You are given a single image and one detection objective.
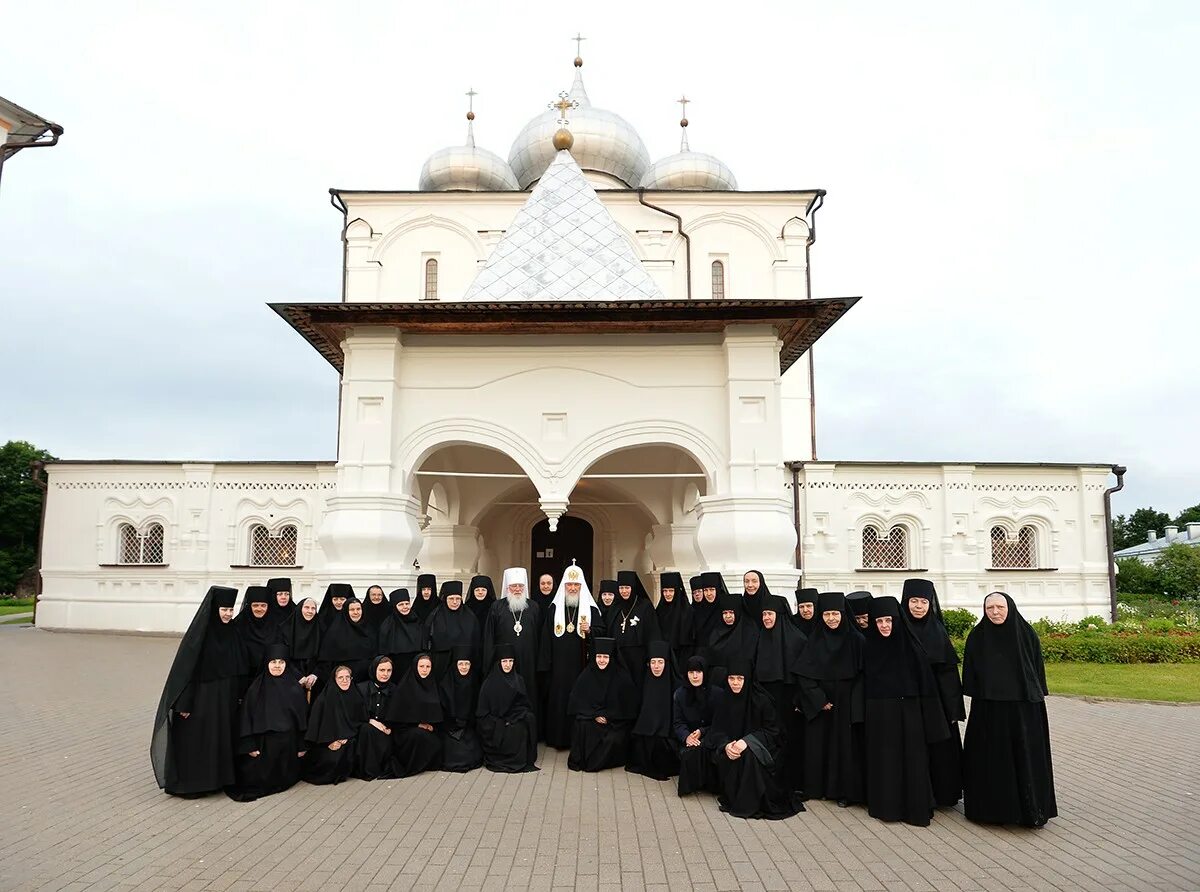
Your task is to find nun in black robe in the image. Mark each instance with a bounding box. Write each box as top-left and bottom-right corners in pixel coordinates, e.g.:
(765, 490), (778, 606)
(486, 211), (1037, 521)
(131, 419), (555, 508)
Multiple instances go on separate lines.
(282, 597), (321, 687)
(707, 657), (803, 820)
(476, 644), (539, 773)
(226, 644), (308, 802)
(317, 583), (354, 631)
(439, 645), (484, 772)
(962, 592), (1057, 828)
(688, 576), (712, 640)
(626, 641), (680, 781)
(303, 664), (366, 785)
(152, 585), (246, 797)
(317, 597), (376, 683)
(795, 592), (865, 806)
(542, 566), (604, 750)
(656, 571), (696, 672)
(755, 597), (806, 792)
(705, 592), (759, 683)
(233, 586), (273, 691)
(264, 577), (295, 641)
(739, 570), (777, 625)
(610, 571), (661, 693)
(846, 591), (873, 633)
(414, 573), (440, 623)
(901, 577), (965, 807)
(791, 587), (819, 637)
(353, 655), (396, 780)
(595, 579), (618, 626)
(378, 589), (427, 672)
(567, 637), (637, 772)
(385, 653), (444, 777)
(862, 597), (949, 826)
(361, 584), (391, 633)
(426, 581), (481, 678)
(694, 572), (726, 644)
(466, 574), (496, 628)
(673, 655), (715, 796)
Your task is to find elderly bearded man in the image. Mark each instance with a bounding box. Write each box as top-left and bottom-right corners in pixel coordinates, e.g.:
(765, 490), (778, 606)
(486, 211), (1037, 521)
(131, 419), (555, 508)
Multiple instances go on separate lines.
(482, 567), (546, 734)
(542, 561), (605, 749)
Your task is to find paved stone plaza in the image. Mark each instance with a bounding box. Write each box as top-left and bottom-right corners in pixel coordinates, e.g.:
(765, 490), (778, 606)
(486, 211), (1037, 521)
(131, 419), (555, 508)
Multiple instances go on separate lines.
(0, 628), (1196, 892)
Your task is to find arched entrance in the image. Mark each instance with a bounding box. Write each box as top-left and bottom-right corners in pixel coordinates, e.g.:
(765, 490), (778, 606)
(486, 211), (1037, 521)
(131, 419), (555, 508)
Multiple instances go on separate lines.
(530, 515), (594, 591)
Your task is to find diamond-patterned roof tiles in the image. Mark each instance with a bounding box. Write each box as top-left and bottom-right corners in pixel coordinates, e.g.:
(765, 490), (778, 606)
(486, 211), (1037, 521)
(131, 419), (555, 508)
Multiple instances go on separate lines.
(461, 150), (664, 302)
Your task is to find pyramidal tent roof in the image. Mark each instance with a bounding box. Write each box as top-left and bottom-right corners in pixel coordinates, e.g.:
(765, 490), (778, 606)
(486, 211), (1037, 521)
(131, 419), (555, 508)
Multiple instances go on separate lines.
(461, 149), (664, 302)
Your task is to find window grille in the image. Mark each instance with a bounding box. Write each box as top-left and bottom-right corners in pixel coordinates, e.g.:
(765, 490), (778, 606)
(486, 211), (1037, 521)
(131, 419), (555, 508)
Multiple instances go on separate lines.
(250, 524), (298, 567)
(117, 522), (165, 564)
(424, 258), (438, 300)
(991, 525), (1037, 569)
(711, 260), (725, 299)
(862, 524), (907, 569)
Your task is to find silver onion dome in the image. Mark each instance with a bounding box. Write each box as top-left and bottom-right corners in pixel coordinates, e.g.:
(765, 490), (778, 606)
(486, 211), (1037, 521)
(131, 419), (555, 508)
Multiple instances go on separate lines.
(418, 91), (520, 192)
(508, 62), (650, 189)
(640, 104), (737, 191)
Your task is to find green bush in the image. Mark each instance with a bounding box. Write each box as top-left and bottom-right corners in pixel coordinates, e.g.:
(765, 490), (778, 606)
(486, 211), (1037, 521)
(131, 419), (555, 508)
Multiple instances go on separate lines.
(1156, 543), (1200, 599)
(1039, 632), (1200, 664)
(941, 607), (976, 638)
(1078, 615), (1109, 631)
(1116, 557), (1162, 595)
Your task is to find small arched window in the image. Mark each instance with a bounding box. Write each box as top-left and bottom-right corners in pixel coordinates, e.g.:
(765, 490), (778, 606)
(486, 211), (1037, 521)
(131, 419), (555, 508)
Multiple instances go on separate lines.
(991, 525), (1037, 569)
(118, 522), (165, 564)
(711, 260), (725, 299)
(862, 524), (907, 569)
(250, 524), (298, 567)
(424, 258), (438, 300)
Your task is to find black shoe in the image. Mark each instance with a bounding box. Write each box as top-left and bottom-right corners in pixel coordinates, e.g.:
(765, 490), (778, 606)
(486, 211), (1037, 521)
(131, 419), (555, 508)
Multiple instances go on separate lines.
(836, 798), (850, 808)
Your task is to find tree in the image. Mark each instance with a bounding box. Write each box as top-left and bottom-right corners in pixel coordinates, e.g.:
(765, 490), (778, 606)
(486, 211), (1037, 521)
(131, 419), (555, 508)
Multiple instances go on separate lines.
(1115, 556), (1161, 596)
(1112, 507), (1173, 551)
(1155, 543), (1200, 599)
(0, 440), (56, 594)
(1174, 504), (1200, 527)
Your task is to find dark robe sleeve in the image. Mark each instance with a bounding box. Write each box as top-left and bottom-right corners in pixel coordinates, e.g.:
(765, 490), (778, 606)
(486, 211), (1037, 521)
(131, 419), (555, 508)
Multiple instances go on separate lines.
(672, 689), (691, 744)
(482, 607), (497, 671)
(538, 613), (553, 672)
(849, 674), (865, 725)
(934, 664), (967, 722)
(641, 605), (661, 642)
(175, 681), (196, 713)
(794, 676), (827, 720)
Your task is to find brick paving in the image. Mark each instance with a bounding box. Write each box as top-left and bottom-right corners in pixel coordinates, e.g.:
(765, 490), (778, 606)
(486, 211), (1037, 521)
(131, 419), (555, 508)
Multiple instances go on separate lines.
(0, 628), (1197, 892)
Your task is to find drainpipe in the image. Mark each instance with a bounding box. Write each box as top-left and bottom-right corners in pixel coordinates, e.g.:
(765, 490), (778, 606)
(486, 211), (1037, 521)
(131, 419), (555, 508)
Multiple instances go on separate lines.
(804, 192), (824, 460)
(788, 461), (803, 572)
(0, 123), (64, 194)
(30, 460), (49, 626)
(329, 189), (349, 303)
(1103, 464), (1127, 622)
(637, 189), (691, 300)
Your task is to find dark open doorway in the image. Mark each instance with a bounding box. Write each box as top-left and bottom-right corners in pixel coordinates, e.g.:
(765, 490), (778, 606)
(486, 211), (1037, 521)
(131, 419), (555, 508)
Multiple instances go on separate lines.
(530, 516), (594, 592)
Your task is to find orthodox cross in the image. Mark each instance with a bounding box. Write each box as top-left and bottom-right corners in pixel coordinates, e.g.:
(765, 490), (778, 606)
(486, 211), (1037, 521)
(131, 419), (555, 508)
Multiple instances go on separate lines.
(549, 91), (579, 127)
(573, 33), (586, 57)
(677, 95), (690, 119)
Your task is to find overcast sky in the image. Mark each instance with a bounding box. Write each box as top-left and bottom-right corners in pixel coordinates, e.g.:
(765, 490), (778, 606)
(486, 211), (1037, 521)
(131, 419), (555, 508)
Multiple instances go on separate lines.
(1, 1), (1196, 516)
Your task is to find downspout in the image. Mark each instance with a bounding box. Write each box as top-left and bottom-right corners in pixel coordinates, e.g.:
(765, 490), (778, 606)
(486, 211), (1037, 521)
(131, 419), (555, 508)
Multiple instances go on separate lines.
(0, 123), (64, 194)
(30, 460), (49, 626)
(328, 190), (349, 461)
(1103, 464), (1127, 622)
(638, 189), (691, 300)
(805, 192), (825, 460)
(789, 461), (802, 572)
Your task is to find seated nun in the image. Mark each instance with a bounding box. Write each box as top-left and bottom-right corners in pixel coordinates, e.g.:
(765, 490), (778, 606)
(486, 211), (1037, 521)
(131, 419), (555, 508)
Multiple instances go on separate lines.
(353, 655), (396, 780)
(475, 644), (539, 773)
(566, 637), (637, 772)
(625, 641), (680, 781)
(303, 664), (366, 785)
(439, 645), (484, 772)
(707, 657), (803, 820)
(962, 592), (1057, 828)
(673, 655), (715, 796)
(384, 653), (445, 777)
(226, 644), (308, 802)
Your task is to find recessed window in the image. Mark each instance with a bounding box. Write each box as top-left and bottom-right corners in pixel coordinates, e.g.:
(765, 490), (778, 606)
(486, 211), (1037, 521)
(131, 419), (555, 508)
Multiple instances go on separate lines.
(424, 258), (438, 300)
(117, 522), (165, 564)
(711, 260), (725, 299)
(249, 524), (298, 567)
(862, 524), (907, 569)
(991, 525), (1037, 569)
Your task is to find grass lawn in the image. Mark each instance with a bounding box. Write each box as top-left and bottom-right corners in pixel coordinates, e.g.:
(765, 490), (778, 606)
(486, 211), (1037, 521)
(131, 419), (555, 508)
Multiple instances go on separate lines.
(0, 603), (35, 617)
(1045, 662), (1200, 703)
(1, 616), (32, 625)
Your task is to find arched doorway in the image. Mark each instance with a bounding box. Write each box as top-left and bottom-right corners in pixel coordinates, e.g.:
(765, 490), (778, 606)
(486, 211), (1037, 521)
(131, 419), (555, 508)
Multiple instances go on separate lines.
(530, 516), (594, 591)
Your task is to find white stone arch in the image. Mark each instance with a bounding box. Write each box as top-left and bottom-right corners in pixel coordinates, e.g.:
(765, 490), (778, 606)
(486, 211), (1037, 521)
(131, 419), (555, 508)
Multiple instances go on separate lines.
(982, 515), (1054, 568)
(371, 213), (487, 263)
(556, 421), (725, 494)
(396, 418), (551, 494)
(671, 211), (786, 263)
(853, 512), (926, 569)
(345, 217), (374, 239)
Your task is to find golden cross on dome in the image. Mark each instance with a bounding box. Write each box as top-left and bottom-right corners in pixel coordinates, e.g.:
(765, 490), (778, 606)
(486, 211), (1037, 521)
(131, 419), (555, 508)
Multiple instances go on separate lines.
(548, 91), (579, 127)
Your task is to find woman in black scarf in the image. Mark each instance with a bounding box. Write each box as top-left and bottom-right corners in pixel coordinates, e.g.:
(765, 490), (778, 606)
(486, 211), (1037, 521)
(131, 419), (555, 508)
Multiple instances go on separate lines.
(694, 572), (724, 643)
(152, 585), (246, 797)
(466, 574), (496, 628)
(755, 600), (807, 793)
(846, 591), (873, 632)
(595, 579), (618, 624)
(378, 589), (427, 672)
(962, 592), (1057, 827)
(673, 655), (715, 796)
(414, 573), (440, 623)
(317, 583), (354, 631)
(791, 587), (819, 636)
(385, 653), (444, 776)
(475, 644), (539, 773)
(610, 570), (661, 692)
(317, 596), (376, 683)
(740, 570), (778, 625)
(705, 592), (759, 683)
(234, 586), (273, 691)
(282, 597), (321, 694)
(426, 580), (480, 678)
(795, 592), (865, 806)
(567, 637), (637, 772)
(264, 577), (295, 640)
(439, 645), (484, 772)
(901, 577), (965, 808)
(862, 597), (950, 826)
(656, 572), (695, 672)
(354, 655), (396, 780)
(626, 641), (680, 781)
(303, 664), (366, 785)
(226, 644), (308, 802)
(707, 657), (803, 820)
(361, 584), (391, 632)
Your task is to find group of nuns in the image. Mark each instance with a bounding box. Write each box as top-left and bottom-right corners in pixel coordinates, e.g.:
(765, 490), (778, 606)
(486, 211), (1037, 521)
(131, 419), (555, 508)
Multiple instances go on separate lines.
(151, 570), (1057, 829)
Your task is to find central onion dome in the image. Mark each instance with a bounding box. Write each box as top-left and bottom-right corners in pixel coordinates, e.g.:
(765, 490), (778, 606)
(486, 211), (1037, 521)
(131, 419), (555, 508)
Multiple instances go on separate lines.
(418, 92), (519, 192)
(641, 103), (737, 191)
(508, 56), (650, 189)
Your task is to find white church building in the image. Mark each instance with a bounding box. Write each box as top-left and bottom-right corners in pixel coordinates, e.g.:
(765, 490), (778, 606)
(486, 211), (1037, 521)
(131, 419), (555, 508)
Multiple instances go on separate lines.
(36, 52), (1122, 633)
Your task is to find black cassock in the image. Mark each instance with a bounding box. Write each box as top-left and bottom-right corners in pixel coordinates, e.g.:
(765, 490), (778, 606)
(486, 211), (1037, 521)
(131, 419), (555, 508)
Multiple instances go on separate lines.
(233, 587), (273, 693)
(962, 593), (1057, 827)
(542, 605), (604, 749)
(438, 647), (483, 772)
(706, 661), (803, 820)
(754, 598), (806, 793)
(377, 589), (428, 673)
(317, 598), (377, 684)
(226, 645), (308, 802)
(625, 642), (679, 781)
(152, 585), (247, 797)
(567, 641), (637, 772)
(482, 599), (544, 732)
(656, 572), (696, 673)
(672, 661), (715, 796)
(303, 671), (366, 785)
(609, 597), (661, 695)
(384, 656), (444, 777)
(704, 593), (760, 683)
(281, 598), (321, 679)
(476, 647), (539, 773)
(354, 657), (396, 780)
(425, 596), (481, 679)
